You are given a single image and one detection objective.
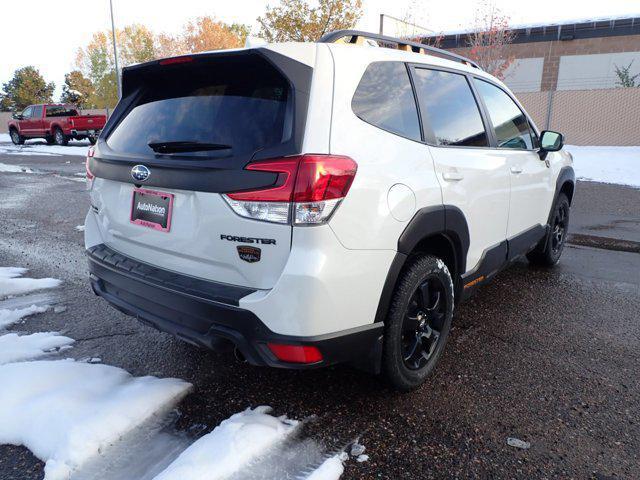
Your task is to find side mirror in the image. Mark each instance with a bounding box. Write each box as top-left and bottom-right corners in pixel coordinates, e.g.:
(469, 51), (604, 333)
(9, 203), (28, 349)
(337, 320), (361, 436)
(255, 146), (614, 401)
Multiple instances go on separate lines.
(539, 130), (563, 159)
(12, 113), (23, 120)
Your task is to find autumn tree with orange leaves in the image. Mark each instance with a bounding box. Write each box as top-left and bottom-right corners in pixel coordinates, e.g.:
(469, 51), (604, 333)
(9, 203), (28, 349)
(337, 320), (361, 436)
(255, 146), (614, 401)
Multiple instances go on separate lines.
(467, 1), (515, 79)
(257, 0), (362, 42)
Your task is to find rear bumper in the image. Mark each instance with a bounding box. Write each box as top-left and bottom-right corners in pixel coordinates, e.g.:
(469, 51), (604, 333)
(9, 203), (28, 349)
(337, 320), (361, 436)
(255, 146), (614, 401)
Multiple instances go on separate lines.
(87, 244), (383, 371)
(71, 129), (100, 137)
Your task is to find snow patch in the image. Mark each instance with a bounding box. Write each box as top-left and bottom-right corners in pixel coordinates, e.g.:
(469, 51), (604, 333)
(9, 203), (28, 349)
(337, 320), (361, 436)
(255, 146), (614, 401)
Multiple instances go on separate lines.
(0, 134), (90, 157)
(152, 406), (298, 480)
(304, 452), (347, 480)
(0, 332), (74, 364)
(75, 225), (85, 232)
(0, 162), (34, 173)
(0, 360), (192, 480)
(567, 145), (640, 188)
(0, 304), (48, 329)
(0, 267), (61, 299)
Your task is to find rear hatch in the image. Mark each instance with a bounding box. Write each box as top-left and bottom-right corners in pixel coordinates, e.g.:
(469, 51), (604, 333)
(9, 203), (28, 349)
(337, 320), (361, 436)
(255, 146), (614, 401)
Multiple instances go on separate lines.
(88, 48), (313, 289)
(70, 114), (106, 130)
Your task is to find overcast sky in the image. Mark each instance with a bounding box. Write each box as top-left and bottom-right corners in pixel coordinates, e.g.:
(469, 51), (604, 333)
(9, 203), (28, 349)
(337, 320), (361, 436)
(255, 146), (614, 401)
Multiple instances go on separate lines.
(2, 0), (638, 97)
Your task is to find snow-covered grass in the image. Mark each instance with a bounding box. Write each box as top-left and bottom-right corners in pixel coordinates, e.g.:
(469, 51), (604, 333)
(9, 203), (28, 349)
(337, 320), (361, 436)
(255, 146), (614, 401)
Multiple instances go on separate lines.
(566, 145), (640, 188)
(153, 406), (299, 480)
(0, 360), (192, 480)
(0, 267), (61, 299)
(0, 133), (90, 157)
(0, 332), (74, 364)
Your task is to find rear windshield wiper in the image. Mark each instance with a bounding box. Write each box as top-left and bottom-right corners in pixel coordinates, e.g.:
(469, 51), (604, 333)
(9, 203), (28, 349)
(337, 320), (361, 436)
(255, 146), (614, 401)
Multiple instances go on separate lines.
(148, 141), (232, 154)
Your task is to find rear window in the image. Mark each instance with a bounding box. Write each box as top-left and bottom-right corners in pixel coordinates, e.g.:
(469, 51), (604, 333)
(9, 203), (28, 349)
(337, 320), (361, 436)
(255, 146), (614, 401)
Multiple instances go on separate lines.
(351, 62), (421, 142)
(46, 106), (78, 117)
(107, 59), (292, 158)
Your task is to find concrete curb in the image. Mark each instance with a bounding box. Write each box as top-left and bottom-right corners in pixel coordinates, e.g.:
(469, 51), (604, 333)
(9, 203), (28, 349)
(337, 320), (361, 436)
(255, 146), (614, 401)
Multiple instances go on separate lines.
(567, 233), (640, 254)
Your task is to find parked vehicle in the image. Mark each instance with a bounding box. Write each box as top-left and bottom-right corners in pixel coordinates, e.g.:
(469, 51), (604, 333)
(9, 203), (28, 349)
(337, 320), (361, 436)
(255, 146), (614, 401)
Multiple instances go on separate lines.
(84, 31), (574, 390)
(8, 104), (106, 146)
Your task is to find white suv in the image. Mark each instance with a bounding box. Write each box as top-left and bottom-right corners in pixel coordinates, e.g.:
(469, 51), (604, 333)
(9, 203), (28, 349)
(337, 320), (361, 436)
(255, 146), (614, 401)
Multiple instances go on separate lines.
(85, 31), (574, 390)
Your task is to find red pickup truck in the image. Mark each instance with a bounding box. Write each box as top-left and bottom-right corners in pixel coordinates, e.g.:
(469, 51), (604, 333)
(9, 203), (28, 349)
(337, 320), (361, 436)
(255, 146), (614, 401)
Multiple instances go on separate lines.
(8, 104), (106, 146)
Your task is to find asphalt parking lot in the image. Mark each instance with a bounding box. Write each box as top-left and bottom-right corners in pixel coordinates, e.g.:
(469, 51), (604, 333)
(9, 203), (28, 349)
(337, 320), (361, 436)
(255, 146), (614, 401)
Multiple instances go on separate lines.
(0, 146), (639, 479)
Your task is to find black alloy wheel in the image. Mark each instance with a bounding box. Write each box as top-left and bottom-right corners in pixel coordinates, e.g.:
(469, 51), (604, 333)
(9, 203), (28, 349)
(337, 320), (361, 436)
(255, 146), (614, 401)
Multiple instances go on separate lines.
(551, 201), (568, 253)
(402, 277), (447, 370)
(382, 254), (454, 391)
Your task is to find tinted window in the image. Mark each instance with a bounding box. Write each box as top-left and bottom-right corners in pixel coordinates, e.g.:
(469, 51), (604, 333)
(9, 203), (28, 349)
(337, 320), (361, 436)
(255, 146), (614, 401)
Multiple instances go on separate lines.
(352, 62), (421, 141)
(413, 69), (488, 147)
(46, 106), (79, 117)
(474, 79), (534, 150)
(107, 59), (292, 158)
(31, 105), (43, 118)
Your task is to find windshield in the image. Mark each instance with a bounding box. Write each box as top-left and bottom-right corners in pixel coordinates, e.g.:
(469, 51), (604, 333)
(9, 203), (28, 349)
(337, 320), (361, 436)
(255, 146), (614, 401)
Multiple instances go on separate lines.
(107, 61), (292, 158)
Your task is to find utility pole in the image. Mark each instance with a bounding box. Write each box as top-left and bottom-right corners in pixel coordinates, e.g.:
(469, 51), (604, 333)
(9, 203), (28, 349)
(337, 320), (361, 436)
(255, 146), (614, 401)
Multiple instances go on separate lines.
(109, 0), (122, 99)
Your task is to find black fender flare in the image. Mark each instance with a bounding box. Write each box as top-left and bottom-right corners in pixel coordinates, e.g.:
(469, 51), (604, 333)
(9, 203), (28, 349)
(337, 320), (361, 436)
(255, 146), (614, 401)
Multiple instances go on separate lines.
(538, 165), (575, 251)
(553, 166), (575, 211)
(374, 205), (470, 323)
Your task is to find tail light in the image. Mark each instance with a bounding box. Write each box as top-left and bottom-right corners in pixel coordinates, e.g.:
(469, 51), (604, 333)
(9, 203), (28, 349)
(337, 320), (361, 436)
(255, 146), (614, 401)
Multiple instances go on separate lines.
(267, 343), (323, 364)
(223, 154), (357, 225)
(86, 147), (95, 188)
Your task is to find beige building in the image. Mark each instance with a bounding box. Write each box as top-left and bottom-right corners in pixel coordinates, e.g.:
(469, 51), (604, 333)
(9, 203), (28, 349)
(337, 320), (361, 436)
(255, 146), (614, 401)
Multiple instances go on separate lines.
(429, 16), (640, 92)
(422, 16), (640, 146)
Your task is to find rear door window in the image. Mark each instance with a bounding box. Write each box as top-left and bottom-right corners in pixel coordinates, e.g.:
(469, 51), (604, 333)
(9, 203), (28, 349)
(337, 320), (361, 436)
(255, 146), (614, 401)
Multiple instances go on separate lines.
(351, 62), (421, 141)
(107, 60), (293, 158)
(31, 105), (43, 118)
(473, 79), (535, 150)
(412, 68), (489, 147)
(46, 106), (79, 117)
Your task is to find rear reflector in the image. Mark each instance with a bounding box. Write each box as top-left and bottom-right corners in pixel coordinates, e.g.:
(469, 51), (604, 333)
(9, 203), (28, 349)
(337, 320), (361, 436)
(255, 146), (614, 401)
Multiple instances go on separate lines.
(223, 154), (357, 225)
(267, 343), (323, 364)
(159, 56), (194, 66)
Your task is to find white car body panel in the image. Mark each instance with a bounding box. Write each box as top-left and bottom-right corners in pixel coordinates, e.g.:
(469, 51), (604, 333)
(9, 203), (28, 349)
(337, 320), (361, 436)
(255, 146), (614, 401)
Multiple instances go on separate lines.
(240, 225), (395, 336)
(84, 39), (575, 342)
(428, 146), (510, 271)
(87, 179), (292, 290)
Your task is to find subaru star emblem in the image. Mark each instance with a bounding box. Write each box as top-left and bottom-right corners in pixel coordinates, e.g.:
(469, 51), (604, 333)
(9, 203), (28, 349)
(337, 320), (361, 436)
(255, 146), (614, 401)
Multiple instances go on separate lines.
(131, 165), (150, 182)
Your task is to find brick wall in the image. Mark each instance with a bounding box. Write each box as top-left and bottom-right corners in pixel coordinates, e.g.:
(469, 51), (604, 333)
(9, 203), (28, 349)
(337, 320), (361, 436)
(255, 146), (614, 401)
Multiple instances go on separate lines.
(450, 34), (640, 91)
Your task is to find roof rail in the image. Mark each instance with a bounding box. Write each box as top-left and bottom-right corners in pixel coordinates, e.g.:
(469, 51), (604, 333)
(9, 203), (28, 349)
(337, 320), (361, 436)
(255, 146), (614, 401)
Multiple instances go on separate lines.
(318, 30), (481, 69)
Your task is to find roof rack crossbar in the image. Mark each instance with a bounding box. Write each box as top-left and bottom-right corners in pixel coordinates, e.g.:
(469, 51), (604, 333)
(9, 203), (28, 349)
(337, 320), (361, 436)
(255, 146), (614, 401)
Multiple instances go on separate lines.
(318, 30), (481, 69)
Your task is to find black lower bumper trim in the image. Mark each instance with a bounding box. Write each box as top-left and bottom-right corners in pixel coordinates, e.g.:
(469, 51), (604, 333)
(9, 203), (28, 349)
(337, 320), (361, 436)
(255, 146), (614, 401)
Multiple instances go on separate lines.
(87, 244), (383, 372)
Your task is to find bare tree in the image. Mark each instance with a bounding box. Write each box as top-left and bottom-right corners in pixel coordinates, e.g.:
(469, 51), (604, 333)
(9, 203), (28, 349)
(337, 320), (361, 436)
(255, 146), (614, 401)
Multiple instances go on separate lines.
(467, 1), (515, 79)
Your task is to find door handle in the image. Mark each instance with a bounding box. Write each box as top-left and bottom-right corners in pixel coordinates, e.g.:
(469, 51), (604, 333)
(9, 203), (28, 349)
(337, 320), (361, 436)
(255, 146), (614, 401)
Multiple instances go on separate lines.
(510, 166), (523, 174)
(442, 172), (464, 181)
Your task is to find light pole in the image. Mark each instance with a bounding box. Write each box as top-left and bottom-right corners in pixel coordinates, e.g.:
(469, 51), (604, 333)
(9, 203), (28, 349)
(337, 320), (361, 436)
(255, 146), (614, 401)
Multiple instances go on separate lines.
(109, 0), (122, 99)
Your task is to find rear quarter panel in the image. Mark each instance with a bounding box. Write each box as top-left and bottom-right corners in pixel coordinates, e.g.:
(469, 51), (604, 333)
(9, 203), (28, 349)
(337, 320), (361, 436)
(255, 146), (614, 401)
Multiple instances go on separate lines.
(326, 45), (443, 251)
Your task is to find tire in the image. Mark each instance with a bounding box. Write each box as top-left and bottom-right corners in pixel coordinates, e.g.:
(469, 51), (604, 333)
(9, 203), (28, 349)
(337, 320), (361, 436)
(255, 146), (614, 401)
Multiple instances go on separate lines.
(53, 128), (68, 146)
(88, 136), (97, 145)
(382, 254), (455, 391)
(45, 135), (55, 145)
(9, 129), (24, 145)
(527, 193), (570, 267)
